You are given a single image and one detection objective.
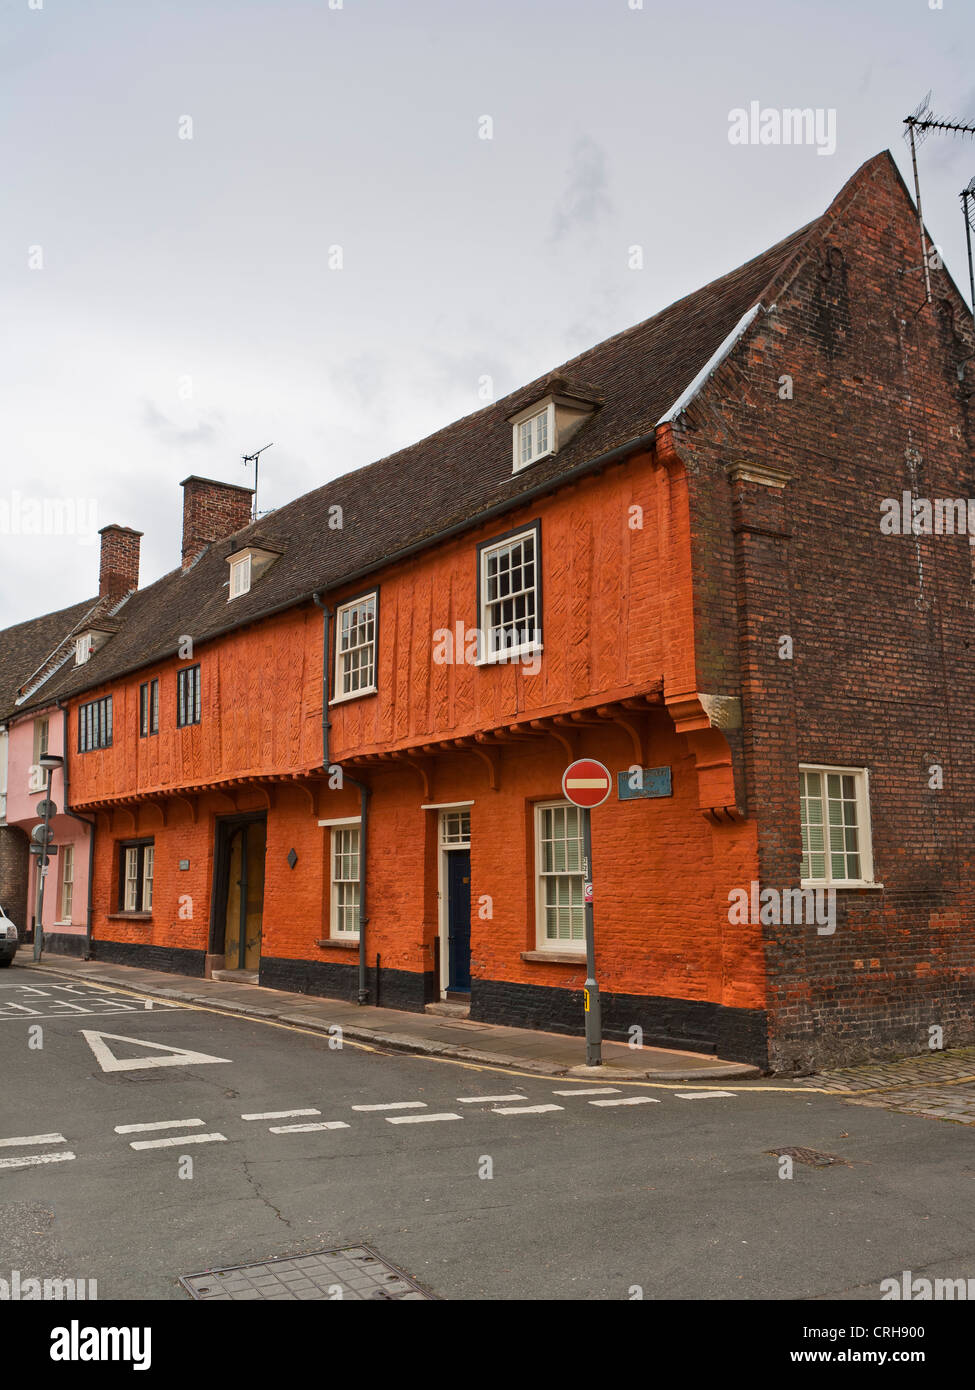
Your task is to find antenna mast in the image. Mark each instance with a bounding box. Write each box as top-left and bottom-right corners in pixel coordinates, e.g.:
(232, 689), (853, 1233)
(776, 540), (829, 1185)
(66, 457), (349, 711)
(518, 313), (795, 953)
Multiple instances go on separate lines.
(961, 177), (975, 316)
(903, 93), (975, 305)
(242, 442), (274, 522)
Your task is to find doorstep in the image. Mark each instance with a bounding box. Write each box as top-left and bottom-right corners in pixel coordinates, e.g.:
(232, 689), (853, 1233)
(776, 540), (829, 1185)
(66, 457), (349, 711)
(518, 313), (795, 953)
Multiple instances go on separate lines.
(15, 956), (761, 1081)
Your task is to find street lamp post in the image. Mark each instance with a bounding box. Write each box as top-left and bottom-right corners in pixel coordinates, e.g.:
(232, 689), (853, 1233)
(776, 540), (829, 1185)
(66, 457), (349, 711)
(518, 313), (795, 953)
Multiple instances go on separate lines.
(33, 753), (63, 963)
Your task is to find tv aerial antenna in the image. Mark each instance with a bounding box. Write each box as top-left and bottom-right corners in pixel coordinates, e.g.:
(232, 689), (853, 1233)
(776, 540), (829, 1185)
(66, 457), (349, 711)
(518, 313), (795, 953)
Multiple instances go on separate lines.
(242, 442), (273, 521)
(903, 92), (975, 304)
(961, 177), (975, 315)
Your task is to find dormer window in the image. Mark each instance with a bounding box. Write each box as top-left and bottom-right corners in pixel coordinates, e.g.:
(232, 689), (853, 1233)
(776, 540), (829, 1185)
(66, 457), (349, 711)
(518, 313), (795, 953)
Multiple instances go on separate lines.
(73, 624), (116, 664)
(225, 542), (282, 601)
(512, 403), (555, 472)
(507, 381), (600, 476)
(230, 553), (252, 599)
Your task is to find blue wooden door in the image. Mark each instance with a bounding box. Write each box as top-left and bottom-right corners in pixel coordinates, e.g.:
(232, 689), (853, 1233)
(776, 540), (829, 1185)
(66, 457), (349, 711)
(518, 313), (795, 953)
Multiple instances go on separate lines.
(447, 850), (471, 991)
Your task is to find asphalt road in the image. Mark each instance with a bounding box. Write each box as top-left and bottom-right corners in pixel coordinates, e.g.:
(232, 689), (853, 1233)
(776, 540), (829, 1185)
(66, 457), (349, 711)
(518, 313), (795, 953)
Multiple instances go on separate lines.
(1, 963), (974, 1301)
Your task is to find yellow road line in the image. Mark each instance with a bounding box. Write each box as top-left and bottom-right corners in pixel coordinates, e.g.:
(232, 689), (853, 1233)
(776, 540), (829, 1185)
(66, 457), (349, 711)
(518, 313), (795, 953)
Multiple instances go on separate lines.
(26, 964), (900, 1094)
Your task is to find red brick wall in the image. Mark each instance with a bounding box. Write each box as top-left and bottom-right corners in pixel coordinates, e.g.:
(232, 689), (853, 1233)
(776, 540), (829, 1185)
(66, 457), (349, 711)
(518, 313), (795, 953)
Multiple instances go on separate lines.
(0, 825), (30, 931)
(180, 477), (253, 569)
(681, 151), (975, 1068)
(98, 525), (142, 600)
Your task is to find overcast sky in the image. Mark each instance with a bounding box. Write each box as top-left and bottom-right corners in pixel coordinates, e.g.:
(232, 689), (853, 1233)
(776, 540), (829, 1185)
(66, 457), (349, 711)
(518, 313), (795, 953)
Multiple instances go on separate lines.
(2, 0), (974, 628)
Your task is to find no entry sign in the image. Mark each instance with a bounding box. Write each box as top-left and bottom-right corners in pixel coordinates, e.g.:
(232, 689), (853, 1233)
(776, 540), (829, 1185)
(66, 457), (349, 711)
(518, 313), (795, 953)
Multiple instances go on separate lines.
(562, 758), (613, 809)
(561, 758), (607, 1065)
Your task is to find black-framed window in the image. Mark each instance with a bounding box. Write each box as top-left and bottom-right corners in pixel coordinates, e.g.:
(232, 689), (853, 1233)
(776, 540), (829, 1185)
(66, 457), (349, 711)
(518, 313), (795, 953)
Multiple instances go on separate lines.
(177, 665), (201, 727)
(118, 838), (154, 913)
(476, 518), (542, 661)
(139, 679), (159, 737)
(78, 696), (113, 752)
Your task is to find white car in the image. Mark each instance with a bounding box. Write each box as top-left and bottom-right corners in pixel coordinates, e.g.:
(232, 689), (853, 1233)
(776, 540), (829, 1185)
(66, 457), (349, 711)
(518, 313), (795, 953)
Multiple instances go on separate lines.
(0, 904), (19, 966)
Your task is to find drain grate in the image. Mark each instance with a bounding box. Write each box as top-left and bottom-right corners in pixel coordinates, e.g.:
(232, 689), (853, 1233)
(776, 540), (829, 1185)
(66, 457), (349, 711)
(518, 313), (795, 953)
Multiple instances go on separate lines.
(765, 1146), (850, 1168)
(180, 1245), (433, 1300)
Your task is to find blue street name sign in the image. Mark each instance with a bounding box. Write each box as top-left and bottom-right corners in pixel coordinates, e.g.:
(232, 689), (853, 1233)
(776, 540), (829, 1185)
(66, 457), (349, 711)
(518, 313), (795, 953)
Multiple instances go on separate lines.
(617, 766), (672, 801)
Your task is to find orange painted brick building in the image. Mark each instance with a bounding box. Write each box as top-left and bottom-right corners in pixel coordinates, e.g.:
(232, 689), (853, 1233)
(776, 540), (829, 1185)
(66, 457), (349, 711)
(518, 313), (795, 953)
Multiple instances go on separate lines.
(17, 152), (975, 1071)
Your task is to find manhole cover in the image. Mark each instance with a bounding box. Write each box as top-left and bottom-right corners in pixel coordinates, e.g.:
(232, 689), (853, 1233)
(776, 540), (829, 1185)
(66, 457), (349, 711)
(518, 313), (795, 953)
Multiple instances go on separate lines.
(765, 1146), (850, 1168)
(179, 1245), (433, 1300)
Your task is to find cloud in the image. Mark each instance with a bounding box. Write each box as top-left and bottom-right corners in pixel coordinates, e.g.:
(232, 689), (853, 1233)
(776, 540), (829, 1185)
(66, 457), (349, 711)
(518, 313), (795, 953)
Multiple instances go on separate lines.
(141, 403), (222, 447)
(550, 136), (613, 243)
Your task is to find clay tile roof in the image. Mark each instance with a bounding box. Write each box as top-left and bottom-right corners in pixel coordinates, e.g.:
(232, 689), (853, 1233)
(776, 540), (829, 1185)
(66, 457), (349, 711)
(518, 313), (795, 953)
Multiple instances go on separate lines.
(18, 188), (834, 708)
(0, 598), (100, 720)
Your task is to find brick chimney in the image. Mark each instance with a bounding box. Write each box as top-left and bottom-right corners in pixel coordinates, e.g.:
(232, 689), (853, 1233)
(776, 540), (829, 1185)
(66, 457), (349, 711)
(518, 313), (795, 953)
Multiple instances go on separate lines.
(180, 476), (254, 570)
(98, 524), (143, 600)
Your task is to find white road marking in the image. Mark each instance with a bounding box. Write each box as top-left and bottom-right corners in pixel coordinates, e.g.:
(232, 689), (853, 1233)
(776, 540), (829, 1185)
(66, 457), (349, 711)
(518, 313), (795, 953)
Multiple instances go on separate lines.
(553, 1087), (621, 1096)
(675, 1090), (737, 1100)
(129, 1133), (227, 1150)
(385, 1112), (462, 1125)
(0, 1133), (67, 1148)
(0, 984), (179, 1023)
(456, 1095), (528, 1104)
(588, 1097), (661, 1107)
(114, 1119), (205, 1134)
(0, 1151), (76, 1171)
(492, 1104), (564, 1115)
(81, 1030), (232, 1073)
(352, 1101), (427, 1112)
(0, 1005), (161, 1023)
(241, 1109), (321, 1121)
(269, 1122), (350, 1133)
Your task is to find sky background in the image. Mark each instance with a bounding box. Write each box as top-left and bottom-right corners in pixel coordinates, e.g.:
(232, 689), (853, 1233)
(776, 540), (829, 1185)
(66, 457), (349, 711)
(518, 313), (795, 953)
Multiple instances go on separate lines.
(2, 0), (974, 627)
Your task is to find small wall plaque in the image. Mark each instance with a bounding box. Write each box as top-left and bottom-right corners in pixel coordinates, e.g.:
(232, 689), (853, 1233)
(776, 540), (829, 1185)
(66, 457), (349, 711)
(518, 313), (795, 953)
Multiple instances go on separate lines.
(617, 766), (672, 801)
(179, 859), (190, 871)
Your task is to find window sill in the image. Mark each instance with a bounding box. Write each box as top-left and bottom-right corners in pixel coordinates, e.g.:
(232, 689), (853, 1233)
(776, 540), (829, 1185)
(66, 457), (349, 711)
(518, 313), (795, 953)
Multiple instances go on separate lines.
(315, 937), (360, 950)
(475, 643), (543, 668)
(521, 950), (586, 965)
(329, 687), (377, 706)
(800, 882), (884, 891)
(512, 449), (556, 475)
(107, 912), (153, 922)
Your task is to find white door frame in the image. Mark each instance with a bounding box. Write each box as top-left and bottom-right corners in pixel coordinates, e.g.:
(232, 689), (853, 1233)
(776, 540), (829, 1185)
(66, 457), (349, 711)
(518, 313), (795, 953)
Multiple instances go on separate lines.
(431, 804), (472, 997)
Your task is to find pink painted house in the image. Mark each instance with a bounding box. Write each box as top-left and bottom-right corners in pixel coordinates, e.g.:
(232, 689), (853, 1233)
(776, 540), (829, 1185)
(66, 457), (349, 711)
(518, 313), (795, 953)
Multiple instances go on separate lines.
(0, 523), (142, 953)
(5, 705), (93, 949)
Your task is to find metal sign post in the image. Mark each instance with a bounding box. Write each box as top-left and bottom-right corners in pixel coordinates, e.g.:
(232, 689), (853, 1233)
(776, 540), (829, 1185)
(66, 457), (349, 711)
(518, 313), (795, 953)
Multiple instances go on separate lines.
(31, 758), (62, 962)
(581, 806), (601, 1067)
(562, 757), (612, 1068)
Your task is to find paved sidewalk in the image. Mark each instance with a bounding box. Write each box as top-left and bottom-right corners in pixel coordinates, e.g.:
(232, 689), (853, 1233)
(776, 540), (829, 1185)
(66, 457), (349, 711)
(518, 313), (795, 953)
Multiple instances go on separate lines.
(793, 1045), (975, 1124)
(16, 955), (759, 1081)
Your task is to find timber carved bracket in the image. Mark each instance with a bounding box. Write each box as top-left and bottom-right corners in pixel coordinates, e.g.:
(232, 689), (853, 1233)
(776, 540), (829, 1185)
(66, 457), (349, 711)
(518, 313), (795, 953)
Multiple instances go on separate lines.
(665, 688), (747, 822)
